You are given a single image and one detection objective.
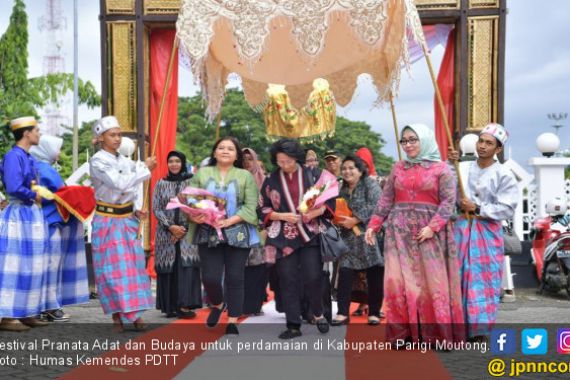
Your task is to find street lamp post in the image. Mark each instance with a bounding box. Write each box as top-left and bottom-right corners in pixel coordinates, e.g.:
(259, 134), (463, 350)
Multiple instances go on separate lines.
(547, 112), (568, 136)
(72, 0), (79, 171)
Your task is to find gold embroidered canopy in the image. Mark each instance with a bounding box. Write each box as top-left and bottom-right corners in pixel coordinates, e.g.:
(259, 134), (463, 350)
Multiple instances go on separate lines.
(176, 0), (425, 120)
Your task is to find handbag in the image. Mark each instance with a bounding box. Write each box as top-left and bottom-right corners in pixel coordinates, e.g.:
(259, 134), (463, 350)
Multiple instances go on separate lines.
(222, 222), (251, 249)
(320, 224), (350, 262)
(503, 225), (522, 256)
(194, 222), (258, 249)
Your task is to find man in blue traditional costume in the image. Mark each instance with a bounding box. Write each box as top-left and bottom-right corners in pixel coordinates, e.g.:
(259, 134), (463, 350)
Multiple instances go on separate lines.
(0, 116), (50, 332)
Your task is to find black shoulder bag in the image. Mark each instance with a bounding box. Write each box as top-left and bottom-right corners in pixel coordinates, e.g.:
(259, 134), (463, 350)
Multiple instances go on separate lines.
(304, 168), (349, 262)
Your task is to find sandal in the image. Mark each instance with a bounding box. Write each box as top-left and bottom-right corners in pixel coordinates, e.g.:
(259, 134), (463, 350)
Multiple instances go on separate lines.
(112, 313), (124, 333)
(133, 317), (147, 331)
(368, 316), (381, 326)
(351, 306), (368, 316)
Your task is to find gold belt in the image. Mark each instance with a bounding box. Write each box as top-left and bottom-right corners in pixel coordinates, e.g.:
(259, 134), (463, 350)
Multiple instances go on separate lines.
(95, 201), (134, 217)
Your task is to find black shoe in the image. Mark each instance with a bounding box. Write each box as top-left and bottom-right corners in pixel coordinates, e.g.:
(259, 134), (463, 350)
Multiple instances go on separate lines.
(367, 316), (381, 326)
(225, 323), (239, 335)
(330, 317), (350, 326)
(177, 309), (197, 319)
(165, 312), (177, 318)
(43, 309), (70, 322)
(279, 329), (302, 340)
(206, 303), (226, 327)
(316, 317), (329, 334)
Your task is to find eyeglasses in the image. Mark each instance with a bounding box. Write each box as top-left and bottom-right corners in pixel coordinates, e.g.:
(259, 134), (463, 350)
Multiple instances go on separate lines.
(399, 138), (419, 146)
(306, 158), (318, 163)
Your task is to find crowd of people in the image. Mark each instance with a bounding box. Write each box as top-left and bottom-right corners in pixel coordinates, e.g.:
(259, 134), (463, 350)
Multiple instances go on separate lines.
(0, 115), (519, 345)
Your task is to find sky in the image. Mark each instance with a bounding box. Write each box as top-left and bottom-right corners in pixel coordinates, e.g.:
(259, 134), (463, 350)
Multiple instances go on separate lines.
(0, 0), (569, 169)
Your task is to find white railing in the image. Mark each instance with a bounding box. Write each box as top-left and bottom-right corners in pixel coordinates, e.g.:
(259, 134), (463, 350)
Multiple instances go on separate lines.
(518, 179), (570, 240)
(518, 182), (537, 240)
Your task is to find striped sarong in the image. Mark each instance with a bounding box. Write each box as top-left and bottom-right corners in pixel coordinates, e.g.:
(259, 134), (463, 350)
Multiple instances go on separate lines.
(0, 202), (48, 318)
(91, 213), (152, 322)
(46, 219), (89, 309)
(454, 216), (504, 337)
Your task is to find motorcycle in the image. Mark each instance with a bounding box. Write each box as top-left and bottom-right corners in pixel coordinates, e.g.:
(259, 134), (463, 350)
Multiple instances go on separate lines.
(530, 197), (570, 297)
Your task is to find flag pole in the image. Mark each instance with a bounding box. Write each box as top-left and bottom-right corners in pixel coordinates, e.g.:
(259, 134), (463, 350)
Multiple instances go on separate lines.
(137, 37), (180, 239)
(389, 93), (403, 161)
(420, 39), (467, 199)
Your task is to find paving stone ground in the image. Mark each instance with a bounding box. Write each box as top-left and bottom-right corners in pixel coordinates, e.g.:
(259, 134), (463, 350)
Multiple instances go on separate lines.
(1, 286), (568, 379)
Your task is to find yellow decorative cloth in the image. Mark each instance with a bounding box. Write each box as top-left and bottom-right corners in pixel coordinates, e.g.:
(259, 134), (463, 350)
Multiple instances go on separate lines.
(264, 79), (336, 142)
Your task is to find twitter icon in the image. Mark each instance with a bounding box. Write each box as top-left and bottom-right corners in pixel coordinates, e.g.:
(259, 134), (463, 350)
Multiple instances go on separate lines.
(522, 329), (548, 355)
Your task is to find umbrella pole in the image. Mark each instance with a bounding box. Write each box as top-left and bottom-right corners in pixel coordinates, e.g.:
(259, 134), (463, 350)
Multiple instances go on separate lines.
(137, 37), (180, 239)
(215, 110), (222, 141)
(389, 93), (403, 161)
(420, 40), (467, 200)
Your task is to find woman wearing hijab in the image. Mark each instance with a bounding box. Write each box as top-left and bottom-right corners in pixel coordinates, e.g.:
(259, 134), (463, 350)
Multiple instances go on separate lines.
(305, 150), (319, 169)
(152, 151), (201, 319)
(364, 124), (464, 344)
(30, 135), (89, 322)
(242, 148), (268, 315)
(30, 135), (90, 322)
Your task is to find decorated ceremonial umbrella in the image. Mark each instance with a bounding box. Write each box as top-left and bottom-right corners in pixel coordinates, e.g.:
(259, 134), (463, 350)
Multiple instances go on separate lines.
(141, 0), (467, 276)
(176, 0), (424, 121)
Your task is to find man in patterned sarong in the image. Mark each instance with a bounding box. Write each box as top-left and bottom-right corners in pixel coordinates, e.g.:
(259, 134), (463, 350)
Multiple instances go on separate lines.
(453, 123), (518, 341)
(89, 115), (156, 331)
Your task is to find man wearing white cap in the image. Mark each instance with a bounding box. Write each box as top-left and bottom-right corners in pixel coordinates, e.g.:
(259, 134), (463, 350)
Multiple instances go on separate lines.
(89, 115), (157, 331)
(0, 116), (50, 331)
(453, 123), (518, 342)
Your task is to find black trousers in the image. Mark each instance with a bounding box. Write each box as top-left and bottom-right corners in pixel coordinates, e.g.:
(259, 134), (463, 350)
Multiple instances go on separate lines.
(276, 245), (323, 329)
(337, 265), (384, 317)
(198, 244), (249, 318)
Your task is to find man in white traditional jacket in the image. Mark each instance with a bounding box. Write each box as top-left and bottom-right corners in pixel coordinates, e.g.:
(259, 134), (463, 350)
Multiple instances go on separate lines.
(452, 123), (519, 342)
(89, 115), (156, 332)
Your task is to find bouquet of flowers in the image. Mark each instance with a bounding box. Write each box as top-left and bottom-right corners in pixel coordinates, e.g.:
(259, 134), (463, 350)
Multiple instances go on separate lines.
(299, 170), (339, 214)
(333, 197), (361, 236)
(166, 187), (226, 238)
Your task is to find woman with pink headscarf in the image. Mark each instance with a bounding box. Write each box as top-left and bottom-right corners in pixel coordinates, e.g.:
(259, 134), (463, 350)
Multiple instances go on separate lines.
(242, 148), (268, 315)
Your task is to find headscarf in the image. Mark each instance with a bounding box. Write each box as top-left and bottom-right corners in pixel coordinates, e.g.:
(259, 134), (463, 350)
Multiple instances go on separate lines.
(401, 124), (441, 164)
(242, 147), (265, 189)
(306, 149), (317, 161)
(355, 147), (377, 176)
(164, 151), (192, 182)
(30, 135), (63, 164)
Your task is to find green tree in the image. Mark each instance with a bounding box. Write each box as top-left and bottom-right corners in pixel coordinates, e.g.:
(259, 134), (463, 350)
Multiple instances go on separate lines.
(0, 0), (101, 157)
(58, 120), (97, 180)
(0, 0), (35, 127)
(303, 118), (394, 175)
(177, 89), (393, 174)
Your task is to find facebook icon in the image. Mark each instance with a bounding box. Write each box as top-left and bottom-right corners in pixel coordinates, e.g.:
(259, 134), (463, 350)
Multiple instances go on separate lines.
(491, 329), (516, 355)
